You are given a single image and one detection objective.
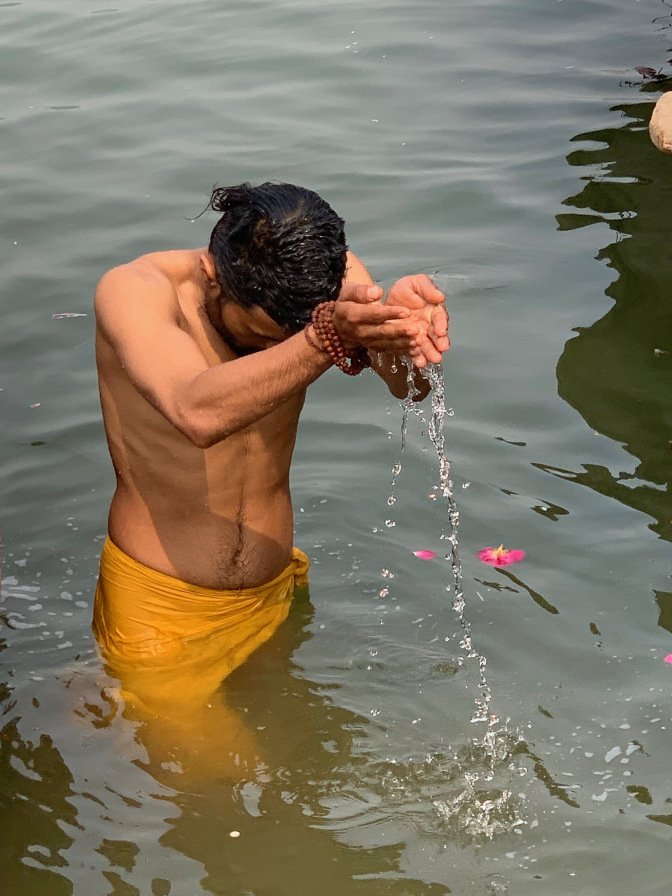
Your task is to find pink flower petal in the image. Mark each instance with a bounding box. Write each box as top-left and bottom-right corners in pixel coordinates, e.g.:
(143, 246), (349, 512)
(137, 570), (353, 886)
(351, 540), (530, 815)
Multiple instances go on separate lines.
(477, 545), (525, 567)
(506, 550), (526, 563)
(477, 548), (500, 566)
(413, 550), (436, 560)
(665, 654), (672, 664)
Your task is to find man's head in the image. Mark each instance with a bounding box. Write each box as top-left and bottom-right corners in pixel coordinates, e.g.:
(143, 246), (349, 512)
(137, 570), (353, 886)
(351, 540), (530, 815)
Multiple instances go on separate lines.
(207, 182), (348, 334)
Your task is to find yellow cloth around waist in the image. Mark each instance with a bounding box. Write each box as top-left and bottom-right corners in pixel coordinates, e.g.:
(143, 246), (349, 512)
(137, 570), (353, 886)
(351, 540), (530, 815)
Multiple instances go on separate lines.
(93, 536), (309, 712)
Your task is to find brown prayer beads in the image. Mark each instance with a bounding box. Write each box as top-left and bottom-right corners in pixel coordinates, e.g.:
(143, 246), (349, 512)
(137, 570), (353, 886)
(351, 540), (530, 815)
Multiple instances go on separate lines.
(307, 301), (369, 376)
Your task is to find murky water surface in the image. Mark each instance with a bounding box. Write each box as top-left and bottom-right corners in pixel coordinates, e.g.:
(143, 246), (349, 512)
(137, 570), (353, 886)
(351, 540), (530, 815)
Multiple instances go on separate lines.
(1, 1), (671, 893)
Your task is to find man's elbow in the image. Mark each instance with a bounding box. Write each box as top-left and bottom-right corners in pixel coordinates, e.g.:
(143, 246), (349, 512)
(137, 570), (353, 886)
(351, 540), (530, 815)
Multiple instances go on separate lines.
(174, 408), (229, 449)
(186, 427), (222, 450)
(411, 380), (431, 402)
(388, 379), (431, 402)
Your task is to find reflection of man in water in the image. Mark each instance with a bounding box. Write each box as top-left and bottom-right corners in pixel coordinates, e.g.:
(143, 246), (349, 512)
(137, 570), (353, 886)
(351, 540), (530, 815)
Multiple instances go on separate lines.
(92, 182), (450, 716)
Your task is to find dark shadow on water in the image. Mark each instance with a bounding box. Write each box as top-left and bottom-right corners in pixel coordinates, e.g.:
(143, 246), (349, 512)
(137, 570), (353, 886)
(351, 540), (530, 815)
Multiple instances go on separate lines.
(555, 74), (672, 543)
(0, 636), (79, 896)
(654, 589), (672, 634)
(475, 571), (559, 615)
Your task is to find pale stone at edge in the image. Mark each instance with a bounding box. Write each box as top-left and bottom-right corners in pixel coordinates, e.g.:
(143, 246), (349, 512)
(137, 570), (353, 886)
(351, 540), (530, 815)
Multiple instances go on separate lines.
(649, 92), (672, 153)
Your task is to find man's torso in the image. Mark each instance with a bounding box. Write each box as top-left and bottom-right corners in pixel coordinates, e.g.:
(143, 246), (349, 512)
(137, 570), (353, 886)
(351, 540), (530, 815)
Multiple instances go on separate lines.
(96, 250), (306, 590)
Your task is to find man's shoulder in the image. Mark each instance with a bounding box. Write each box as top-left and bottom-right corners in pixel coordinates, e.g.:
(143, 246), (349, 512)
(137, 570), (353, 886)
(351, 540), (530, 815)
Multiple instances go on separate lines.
(95, 253), (188, 322)
(96, 252), (177, 296)
(94, 253), (189, 340)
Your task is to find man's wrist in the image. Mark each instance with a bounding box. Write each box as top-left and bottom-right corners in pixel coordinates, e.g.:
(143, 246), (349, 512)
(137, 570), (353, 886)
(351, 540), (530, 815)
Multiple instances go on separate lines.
(310, 302), (369, 376)
(304, 323), (330, 358)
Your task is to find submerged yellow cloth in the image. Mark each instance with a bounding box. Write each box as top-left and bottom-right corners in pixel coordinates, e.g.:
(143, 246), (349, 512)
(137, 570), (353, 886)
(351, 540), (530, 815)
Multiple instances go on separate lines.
(93, 536), (309, 713)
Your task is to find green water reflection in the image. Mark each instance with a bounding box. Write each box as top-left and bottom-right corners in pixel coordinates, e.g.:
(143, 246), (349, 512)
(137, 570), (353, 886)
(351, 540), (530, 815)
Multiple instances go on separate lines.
(555, 80), (672, 546)
(0, 641), (77, 896)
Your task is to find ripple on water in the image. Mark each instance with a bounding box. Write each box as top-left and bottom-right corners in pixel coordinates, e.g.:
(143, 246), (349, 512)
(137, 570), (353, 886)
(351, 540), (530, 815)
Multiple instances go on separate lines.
(332, 728), (528, 843)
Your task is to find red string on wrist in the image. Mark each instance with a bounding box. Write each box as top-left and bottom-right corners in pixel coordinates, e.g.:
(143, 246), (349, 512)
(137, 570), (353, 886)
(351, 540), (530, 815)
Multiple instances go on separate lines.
(303, 323), (329, 356)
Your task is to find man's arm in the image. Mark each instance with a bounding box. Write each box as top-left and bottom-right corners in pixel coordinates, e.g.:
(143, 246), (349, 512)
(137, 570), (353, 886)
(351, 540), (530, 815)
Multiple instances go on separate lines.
(341, 253), (450, 400)
(95, 264), (420, 448)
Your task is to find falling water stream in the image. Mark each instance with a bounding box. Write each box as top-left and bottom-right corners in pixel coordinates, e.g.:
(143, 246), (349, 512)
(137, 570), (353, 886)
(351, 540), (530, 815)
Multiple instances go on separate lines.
(378, 359), (527, 839)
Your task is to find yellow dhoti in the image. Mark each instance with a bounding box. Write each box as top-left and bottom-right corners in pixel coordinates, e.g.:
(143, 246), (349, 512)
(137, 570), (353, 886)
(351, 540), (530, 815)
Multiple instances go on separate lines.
(93, 536), (310, 716)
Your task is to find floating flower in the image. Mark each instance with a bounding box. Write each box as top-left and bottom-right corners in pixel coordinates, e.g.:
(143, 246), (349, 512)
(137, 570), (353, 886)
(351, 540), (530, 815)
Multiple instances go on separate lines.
(665, 654), (672, 664)
(413, 550), (436, 560)
(477, 545), (525, 567)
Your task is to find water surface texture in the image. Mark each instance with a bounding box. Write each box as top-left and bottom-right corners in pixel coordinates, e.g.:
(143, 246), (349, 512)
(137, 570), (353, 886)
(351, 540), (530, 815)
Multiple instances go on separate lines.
(1, 1), (671, 894)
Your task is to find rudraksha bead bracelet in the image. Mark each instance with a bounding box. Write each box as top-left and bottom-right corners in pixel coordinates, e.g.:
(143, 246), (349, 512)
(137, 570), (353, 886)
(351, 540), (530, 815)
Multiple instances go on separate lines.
(305, 301), (369, 376)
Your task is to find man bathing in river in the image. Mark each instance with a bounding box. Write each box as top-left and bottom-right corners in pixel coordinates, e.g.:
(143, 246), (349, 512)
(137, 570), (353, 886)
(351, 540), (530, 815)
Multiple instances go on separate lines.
(92, 182), (450, 714)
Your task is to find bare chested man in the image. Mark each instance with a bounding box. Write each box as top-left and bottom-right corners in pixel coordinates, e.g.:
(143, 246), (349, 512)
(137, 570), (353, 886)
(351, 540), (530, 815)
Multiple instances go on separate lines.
(92, 182), (449, 714)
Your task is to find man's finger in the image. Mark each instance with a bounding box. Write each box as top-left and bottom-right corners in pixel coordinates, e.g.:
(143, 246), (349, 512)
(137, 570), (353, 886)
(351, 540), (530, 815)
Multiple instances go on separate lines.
(339, 303), (412, 332)
(430, 305), (449, 338)
(362, 320), (421, 342)
(339, 283), (384, 304)
(412, 276), (446, 305)
(412, 332), (445, 365)
(407, 346), (430, 368)
(360, 320), (423, 350)
(427, 310), (450, 355)
(385, 275), (446, 309)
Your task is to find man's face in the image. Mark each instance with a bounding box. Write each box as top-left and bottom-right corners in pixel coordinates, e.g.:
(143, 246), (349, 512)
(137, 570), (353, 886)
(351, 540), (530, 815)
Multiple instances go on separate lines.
(216, 301), (292, 357)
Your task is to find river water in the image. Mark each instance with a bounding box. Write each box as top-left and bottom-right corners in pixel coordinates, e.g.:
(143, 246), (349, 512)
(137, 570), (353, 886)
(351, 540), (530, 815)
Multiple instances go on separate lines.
(1, 0), (671, 893)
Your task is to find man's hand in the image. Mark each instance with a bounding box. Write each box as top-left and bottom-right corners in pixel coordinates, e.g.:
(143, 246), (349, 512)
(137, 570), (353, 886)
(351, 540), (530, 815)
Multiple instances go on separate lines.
(332, 282), (425, 357)
(383, 275), (450, 367)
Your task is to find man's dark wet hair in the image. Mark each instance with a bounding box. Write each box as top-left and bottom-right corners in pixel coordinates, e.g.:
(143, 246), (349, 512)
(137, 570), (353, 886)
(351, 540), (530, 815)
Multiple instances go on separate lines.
(208, 182), (348, 332)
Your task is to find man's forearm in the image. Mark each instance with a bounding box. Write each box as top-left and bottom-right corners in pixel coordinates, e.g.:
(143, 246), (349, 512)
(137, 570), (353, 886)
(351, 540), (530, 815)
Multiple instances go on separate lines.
(176, 332), (331, 447)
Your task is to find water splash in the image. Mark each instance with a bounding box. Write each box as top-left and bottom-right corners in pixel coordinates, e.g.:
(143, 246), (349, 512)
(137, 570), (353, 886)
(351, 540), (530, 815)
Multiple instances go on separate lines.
(356, 732), (526, 842)
(382, 360), (424, 529)
(412, 362), (494, 726)
(394, 359), (525, 838)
